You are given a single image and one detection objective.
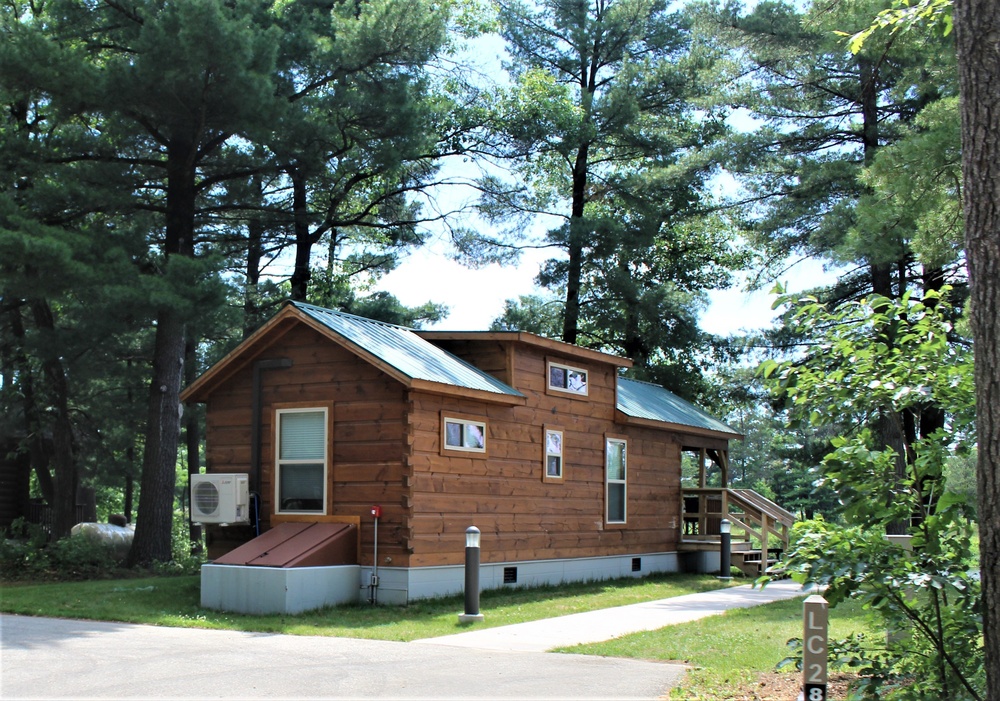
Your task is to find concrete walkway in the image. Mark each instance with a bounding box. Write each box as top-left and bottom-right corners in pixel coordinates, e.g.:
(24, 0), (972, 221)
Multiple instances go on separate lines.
(414, 579), (808, 653)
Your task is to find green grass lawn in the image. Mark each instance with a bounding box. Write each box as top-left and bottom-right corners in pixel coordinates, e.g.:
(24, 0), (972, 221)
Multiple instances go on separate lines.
(2, 572), (876, 698)
(0, 571), (742, 642)
(559, 595), (876, 699)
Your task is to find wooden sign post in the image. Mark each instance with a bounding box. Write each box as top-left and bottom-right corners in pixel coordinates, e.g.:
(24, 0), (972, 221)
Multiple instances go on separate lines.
(802, 595), (829, 701)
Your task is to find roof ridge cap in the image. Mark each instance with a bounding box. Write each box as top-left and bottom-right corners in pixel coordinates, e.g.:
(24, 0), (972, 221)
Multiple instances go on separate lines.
(291, 301), (414, 332)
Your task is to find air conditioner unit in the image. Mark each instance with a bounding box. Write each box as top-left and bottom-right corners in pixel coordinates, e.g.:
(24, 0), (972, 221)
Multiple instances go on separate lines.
(191, 473), (250, 525)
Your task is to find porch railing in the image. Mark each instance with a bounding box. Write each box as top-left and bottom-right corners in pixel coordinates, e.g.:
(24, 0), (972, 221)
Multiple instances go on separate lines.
(680, 487), (797, 573)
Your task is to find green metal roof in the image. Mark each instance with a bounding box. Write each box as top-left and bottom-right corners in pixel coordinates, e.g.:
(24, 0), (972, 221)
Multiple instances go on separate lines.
(616, 377), (740, 437)
(292, 302), (523, 398)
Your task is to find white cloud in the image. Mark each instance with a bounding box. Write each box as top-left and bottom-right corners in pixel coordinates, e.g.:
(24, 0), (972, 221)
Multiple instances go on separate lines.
(378, 248), (841, 335)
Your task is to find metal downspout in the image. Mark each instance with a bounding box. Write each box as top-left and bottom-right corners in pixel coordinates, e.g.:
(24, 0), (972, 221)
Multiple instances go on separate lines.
(251, 358), (292, 531)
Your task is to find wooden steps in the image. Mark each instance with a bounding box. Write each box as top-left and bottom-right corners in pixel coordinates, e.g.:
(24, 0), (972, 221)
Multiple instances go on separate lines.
(733, 549), (784, 578)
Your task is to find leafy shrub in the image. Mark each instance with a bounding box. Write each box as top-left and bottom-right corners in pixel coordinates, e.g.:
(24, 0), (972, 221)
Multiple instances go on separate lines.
(148, 509), (206, 576)
(761, 289), (983, 700)
(1, 518), (125, 581)
(0, 508), (208, 581)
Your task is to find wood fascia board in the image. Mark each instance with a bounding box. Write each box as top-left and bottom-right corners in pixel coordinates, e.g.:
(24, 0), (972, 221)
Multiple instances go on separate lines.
(417, 330), (633, 369)
(408, 379), (526, 406)
(180, 311), (299, 403)
(614, 410), (744, 443)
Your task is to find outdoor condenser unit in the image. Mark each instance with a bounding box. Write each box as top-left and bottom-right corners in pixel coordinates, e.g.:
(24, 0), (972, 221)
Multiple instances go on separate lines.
(190, 473), (250, 525)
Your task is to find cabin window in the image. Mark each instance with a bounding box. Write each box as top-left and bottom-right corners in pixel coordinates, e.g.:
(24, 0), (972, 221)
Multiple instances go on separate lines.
(275, 407), (328, 514)
(442, 416), (487, 453)
(543, 426), (564, 482)
(547, 360), (589, 396)
(605, 436), (627, 524)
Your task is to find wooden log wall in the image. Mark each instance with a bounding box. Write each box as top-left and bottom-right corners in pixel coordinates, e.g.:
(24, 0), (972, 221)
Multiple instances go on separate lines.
(200, 324), (687, 569)
(202, 324), (409, 564)
(406, 342), (683, 567)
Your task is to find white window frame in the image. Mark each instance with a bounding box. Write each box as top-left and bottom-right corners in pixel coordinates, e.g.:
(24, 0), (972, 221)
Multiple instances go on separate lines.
(543, 426), (564, 482)
(547, 360), (589, 396)
(442, 415), (487, 454)
(274, 406), (329, 515)
(605, 436), (627, 524)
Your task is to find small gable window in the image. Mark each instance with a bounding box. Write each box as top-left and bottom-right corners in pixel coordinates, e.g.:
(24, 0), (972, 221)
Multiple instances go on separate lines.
(548, 361), (589, 396)
(442, 415), (487, 454)
(543, 426), (564, 482)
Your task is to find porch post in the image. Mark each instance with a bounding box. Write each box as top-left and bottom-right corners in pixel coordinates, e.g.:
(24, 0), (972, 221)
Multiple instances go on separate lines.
(760, 513), (770, 577)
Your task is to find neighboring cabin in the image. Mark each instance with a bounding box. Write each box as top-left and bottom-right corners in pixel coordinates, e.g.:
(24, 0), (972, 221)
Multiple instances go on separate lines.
(181, 301), (744, 605)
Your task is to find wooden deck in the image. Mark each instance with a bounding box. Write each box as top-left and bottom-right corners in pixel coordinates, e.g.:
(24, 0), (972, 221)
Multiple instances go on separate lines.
(678, 488), (797, 576)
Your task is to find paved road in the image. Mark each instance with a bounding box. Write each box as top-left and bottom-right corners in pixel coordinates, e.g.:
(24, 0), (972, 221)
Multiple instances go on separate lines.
(1, 614), (687, 700)
(1, 581), (807, 700)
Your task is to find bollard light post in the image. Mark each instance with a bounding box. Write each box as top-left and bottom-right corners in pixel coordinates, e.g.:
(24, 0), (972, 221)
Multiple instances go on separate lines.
(718, 518), (732, 580)
(459, 526), (484, 623)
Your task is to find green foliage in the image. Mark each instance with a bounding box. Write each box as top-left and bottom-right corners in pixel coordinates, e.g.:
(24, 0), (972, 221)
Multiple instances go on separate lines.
(0, 510), (205, 582)
(760, 287), (974, 433)
(1, 519), (123, 582)
(1, 0), (458, 559)
(466, 0), (738, 382)
(944, 450), (978, 518)
(715, 362), (842, 519)
(695, 0), (960, 297)
(761, 288), (982, 700)
(151, 511), (206, 577)
(843, 0), (954, 53)
(781, 519), (982, 700)
(491, 293), (565, 336)
(856, 97), (963, 269)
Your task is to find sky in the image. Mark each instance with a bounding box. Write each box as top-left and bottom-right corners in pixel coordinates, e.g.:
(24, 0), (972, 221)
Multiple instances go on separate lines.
(375, 242), (839, 336)
(369, 32), (842, 337)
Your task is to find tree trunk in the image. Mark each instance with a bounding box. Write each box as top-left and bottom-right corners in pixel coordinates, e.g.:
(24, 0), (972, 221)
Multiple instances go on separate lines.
(954, 0), (1000, 696)
(861, 54), (913, 534)
(562, 143), (589, 345)
(244, 174), (265, 338)
(289, 167), (314, 302)
(29, 300), (78, 540)
(127, 139), (197, 567)
(124, 472), (134, 523)
(184, 337), (203, 554)
(7, 303), (56, 505)
(128, 310), (186, 565)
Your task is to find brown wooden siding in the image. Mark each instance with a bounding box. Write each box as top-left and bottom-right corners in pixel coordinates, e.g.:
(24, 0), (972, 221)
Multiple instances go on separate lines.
(201, 324), (409, 565)
(426, 339), (513, 385)
(406, 343), (682, 567)
(197, 322), (692, 570)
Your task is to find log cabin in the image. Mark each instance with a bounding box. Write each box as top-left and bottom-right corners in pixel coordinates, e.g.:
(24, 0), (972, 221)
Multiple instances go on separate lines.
(182, 301), (792, 611)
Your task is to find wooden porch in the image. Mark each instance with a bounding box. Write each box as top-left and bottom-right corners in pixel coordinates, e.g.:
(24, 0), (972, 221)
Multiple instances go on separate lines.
(677, 447), (797, 577)
(679, 487), (797, 576)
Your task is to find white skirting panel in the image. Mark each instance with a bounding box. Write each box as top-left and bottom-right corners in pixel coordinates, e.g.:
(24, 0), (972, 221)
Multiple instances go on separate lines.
(201, 553), (683, 611)
(366, 552), (682, 606)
